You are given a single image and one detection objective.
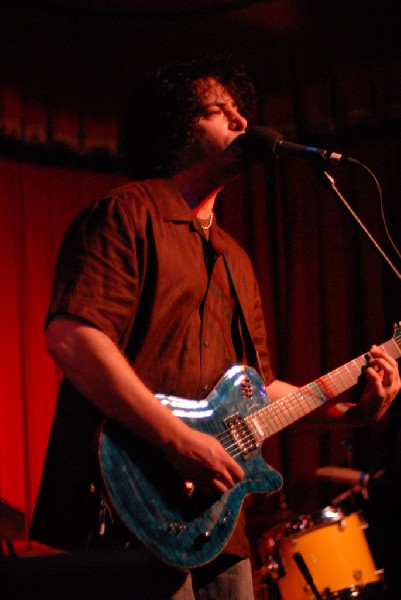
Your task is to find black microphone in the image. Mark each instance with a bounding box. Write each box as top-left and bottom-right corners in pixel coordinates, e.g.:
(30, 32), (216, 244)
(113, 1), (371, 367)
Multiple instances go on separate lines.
(240, 125), (355, 166)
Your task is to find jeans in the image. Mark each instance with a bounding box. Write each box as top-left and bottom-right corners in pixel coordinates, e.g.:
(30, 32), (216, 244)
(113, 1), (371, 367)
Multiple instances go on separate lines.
(172, 556), (255, 600)
(87, 514), (255, 599)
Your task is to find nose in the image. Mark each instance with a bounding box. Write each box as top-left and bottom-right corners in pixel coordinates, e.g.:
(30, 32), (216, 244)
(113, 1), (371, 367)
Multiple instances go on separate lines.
(228, 108), (247, 132)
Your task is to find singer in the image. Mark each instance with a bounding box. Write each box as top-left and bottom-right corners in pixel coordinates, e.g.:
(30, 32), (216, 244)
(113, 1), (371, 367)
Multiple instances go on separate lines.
(29, 55), (400, 599)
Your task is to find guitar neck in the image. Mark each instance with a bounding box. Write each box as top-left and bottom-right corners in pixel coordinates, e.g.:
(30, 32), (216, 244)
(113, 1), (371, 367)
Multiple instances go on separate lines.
(248, 333), (401, 443)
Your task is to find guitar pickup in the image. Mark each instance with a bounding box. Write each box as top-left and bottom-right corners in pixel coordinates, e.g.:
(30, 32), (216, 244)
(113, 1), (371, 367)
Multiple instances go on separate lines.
(224, 413), (258, 460)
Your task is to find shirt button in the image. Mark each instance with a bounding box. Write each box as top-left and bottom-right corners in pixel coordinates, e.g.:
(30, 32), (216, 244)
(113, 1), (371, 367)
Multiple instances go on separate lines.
(203, 340), (209, 346)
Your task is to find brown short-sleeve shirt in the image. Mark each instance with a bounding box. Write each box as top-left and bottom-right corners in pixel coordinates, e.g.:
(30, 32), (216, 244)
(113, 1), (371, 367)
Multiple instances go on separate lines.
(30, 178), (275, 555)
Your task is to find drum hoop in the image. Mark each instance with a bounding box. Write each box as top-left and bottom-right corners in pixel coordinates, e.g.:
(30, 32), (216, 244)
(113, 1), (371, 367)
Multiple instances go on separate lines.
(282, 505), (348, 538)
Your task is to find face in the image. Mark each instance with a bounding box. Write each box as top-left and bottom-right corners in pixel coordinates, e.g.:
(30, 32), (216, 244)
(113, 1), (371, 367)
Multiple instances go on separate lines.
(182, 78), (248, 174)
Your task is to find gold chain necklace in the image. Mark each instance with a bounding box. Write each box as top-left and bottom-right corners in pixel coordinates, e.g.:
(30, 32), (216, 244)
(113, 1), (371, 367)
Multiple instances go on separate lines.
(200, 211), (214, 231)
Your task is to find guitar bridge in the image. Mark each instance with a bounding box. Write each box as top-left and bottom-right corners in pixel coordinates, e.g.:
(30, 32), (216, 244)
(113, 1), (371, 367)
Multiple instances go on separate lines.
(224, 413), (258, 460)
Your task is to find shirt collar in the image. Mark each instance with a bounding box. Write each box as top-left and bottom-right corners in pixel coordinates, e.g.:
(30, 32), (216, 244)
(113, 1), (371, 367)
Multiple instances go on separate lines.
(144, 178), (228, 255)
(144, 178), (194, 222)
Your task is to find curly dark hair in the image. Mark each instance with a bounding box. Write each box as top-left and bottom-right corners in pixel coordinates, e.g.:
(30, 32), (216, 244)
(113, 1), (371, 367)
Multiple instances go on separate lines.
(118, 55), (256, 180)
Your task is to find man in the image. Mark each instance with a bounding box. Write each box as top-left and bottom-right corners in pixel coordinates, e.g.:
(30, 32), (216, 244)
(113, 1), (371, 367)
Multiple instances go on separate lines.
(30, 56), (401, 599)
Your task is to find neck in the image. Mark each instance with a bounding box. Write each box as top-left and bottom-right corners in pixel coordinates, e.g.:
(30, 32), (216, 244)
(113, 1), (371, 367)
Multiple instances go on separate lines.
(172, 168), (223, 219)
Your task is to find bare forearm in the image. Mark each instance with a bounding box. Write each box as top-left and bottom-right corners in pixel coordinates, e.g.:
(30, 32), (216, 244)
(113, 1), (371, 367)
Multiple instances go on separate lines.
(46, 318), (245, 493)
(266, 379), (299, 401)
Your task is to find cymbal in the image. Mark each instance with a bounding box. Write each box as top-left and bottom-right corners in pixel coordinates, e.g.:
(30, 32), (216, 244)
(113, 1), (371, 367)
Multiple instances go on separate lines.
(0, 498), (25, 540)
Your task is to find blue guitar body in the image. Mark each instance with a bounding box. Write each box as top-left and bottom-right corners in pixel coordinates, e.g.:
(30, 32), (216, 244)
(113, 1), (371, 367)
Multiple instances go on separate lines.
(98, 325), (401, 568)
(98, 365), (283, 569)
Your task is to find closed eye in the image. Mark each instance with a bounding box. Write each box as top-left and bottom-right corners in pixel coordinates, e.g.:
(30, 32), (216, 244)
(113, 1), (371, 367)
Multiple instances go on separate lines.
(202, 107), (224, 117)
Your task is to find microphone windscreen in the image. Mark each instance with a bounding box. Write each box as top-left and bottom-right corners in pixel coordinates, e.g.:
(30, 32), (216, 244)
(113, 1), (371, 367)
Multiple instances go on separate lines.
(239, 126), (283, 161)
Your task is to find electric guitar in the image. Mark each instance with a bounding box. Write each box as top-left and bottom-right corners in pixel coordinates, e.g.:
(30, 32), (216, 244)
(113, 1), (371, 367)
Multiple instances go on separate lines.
(98, 324), (401, 568)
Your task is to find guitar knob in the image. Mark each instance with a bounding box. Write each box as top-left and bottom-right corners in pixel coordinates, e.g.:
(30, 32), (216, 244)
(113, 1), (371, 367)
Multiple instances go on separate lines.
(168, 523), (187, 533)
(183, 480), (195, 498)
(222, 509), (231, 524)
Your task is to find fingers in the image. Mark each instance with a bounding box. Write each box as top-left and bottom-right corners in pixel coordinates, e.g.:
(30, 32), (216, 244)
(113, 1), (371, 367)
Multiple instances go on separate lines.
(368, 344), (397, 367)
(211, 474), (232, 495)
(366, 345), (400, 390)
(200, 450), (244, 494)
(191, 465), (243, 496)
(362, 344), (401, 420)
(212, 462), (245, 494)
(170, 429), (245, 496)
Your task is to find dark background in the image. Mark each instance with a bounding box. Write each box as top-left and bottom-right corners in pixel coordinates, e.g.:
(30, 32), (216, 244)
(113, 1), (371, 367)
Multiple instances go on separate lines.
(1, 0), (401, 582)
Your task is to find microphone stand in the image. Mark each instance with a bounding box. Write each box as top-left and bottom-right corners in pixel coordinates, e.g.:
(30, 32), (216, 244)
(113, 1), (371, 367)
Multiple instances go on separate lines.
(317, 166), (401, 283)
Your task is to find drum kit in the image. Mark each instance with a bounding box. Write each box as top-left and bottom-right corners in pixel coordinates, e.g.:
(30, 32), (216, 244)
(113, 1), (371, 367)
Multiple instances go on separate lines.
(256, 467), (386, 599)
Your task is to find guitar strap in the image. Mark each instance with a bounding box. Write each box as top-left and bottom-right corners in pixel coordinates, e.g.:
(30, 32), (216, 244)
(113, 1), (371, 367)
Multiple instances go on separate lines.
(222, 252), (266, 384)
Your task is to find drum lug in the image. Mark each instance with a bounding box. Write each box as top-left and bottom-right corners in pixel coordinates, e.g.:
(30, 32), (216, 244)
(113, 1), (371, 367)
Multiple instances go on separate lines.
(375, 568), (385, 582)
(260, 555), (281, 581)
(352, 569), (363, 583)
(358, 511), (369, 530)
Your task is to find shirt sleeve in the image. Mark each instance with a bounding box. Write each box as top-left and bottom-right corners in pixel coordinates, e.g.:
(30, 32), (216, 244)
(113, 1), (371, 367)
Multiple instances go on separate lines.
(46, 195), (143, 345)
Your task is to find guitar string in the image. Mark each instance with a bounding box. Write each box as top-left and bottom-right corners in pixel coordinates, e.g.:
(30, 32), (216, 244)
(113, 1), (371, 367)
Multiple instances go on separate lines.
(212, 334), (401, 460)
(213, 386), (323, 457)
(214, 382), (336, 458)
(214, 384), (325, 449)
(213, 395), (297, 458)
(180, 333), (401, 461)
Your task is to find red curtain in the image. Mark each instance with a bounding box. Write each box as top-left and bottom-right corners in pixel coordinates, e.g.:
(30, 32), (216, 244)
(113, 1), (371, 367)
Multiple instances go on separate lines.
(1, 124), (400, 553)
(0, 160), (126, 552)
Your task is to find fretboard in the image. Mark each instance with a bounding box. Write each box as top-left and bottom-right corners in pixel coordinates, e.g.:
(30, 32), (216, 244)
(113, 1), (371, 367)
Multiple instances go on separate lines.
(247, 331), (401, 443)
